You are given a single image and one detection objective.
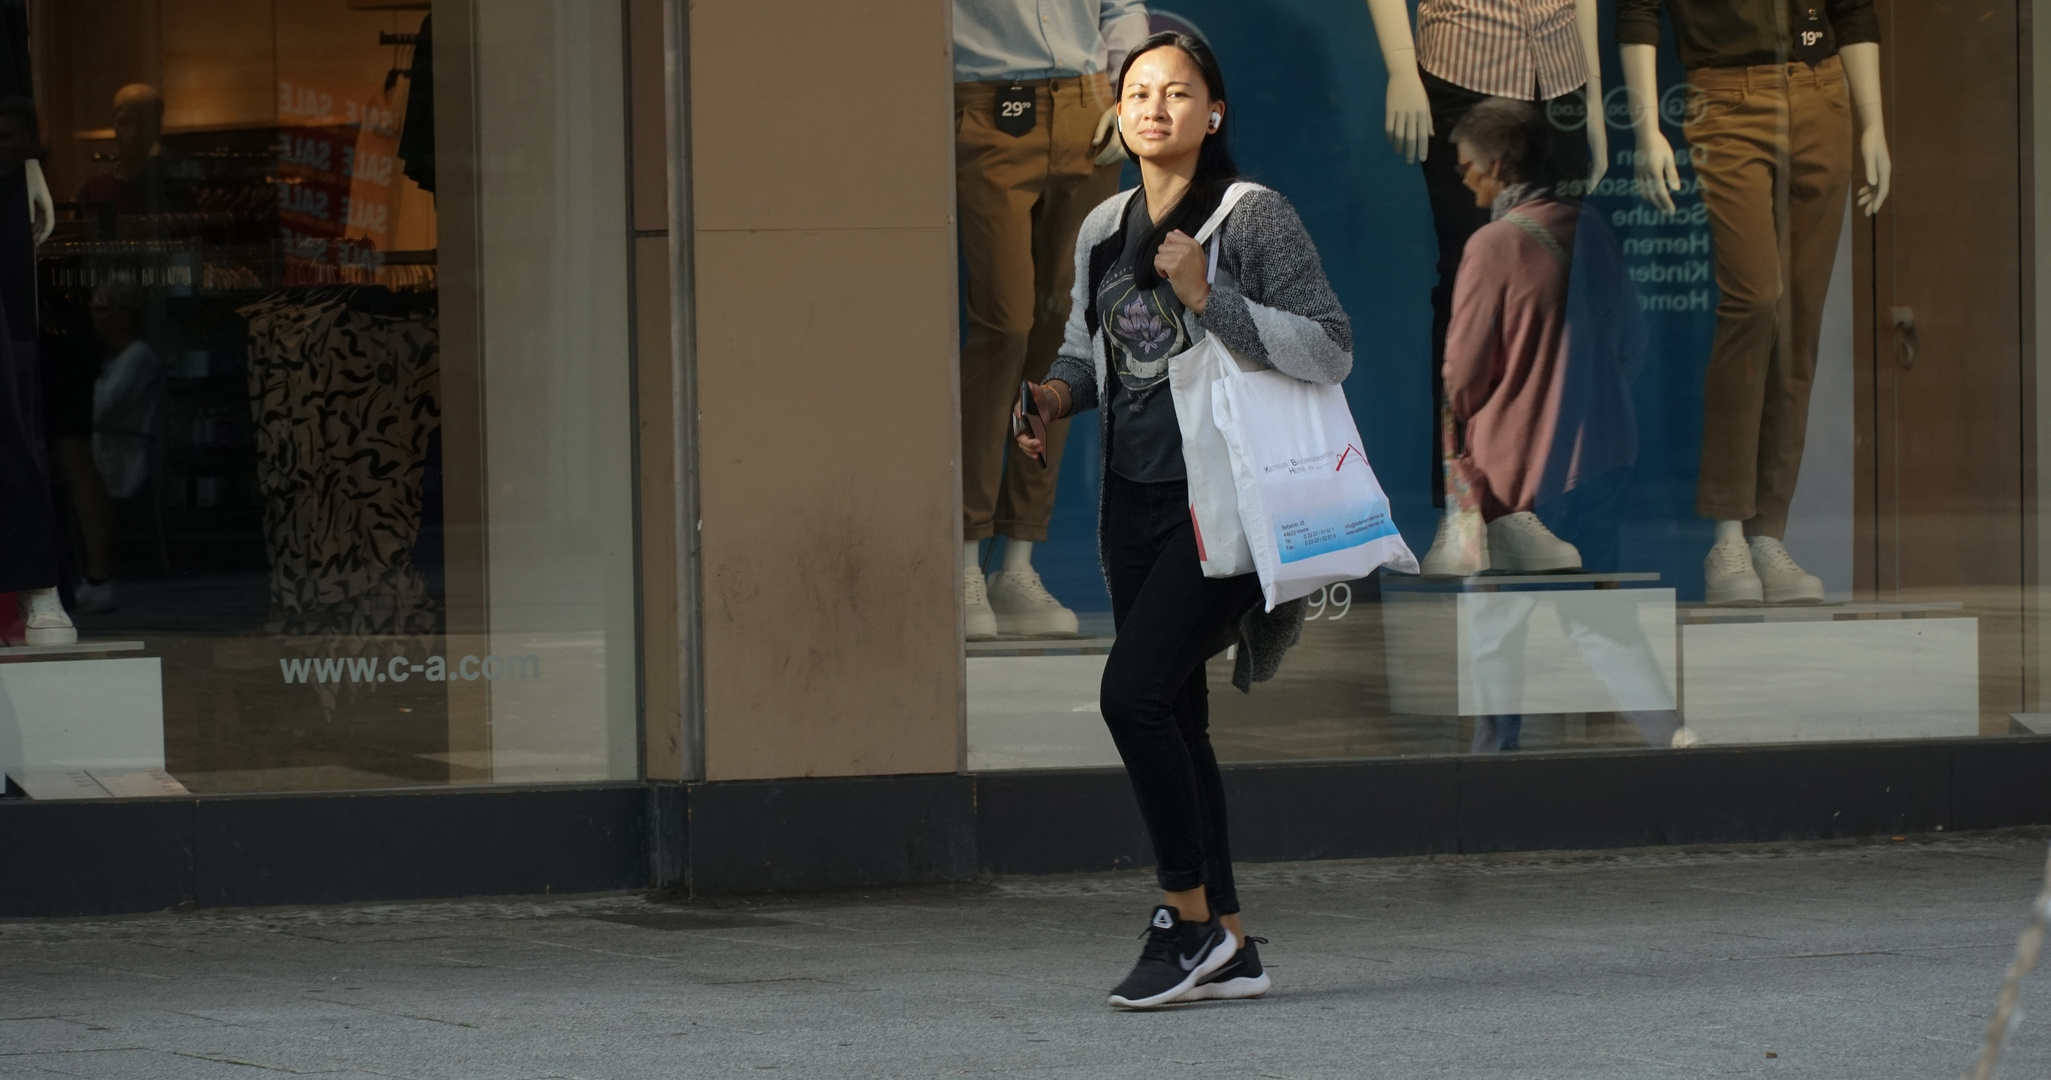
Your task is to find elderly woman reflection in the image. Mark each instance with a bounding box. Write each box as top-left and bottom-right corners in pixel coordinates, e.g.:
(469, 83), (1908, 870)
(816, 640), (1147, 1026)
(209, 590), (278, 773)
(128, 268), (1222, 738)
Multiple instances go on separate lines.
(1421, 96), (1641, 579)
(1417, 97), (1683, 751)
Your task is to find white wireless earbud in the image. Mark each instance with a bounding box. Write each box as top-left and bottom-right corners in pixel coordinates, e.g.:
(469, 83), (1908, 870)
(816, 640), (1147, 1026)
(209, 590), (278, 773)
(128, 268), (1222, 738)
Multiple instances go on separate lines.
(1210, 111), (1221, 131)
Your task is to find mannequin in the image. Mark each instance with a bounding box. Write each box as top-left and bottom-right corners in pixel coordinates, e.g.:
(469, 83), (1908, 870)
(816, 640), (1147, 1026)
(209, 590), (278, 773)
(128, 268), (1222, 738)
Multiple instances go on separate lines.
(0, 2), (51, 244)
(954, 0), (1146, 639)
(1620, 0), (1889, 604)
(0, 0), (71, 645)
(1363, 0), (1608, 574)
(1366, 0), (1607, 181)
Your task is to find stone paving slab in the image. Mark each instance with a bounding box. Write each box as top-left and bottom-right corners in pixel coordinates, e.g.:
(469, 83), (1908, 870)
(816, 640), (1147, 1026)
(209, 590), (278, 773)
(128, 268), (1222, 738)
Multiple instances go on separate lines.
(1, 831), (2048, 1078)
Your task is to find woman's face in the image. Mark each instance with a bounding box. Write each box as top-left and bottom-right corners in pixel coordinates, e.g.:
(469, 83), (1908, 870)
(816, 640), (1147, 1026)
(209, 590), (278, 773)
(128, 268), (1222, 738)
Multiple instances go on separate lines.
(1456, 139), (1506, 208)
(1118, 47), (1219, 167)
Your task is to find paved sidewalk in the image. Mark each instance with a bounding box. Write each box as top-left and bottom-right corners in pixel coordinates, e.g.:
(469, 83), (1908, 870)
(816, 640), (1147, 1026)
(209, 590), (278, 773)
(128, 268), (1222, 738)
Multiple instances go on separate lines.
(3, 832), (2048, 1079)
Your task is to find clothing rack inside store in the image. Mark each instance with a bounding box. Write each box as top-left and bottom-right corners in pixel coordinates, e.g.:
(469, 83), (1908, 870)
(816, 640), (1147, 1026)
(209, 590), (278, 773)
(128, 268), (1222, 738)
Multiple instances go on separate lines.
(39, 241), (439, 293)
(264, 282), (432, 305)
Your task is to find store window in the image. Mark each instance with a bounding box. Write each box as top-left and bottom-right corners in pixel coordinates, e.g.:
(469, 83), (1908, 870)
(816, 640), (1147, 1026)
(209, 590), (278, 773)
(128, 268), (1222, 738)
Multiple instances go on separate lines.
(1, 0), (639, 797)
(962, 2), (2035, 769)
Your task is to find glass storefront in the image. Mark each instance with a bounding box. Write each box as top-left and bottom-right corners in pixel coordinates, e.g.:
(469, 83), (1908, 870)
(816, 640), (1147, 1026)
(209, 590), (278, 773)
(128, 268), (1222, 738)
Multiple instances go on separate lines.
(1, 0), (638, 796)
(2, 0), (2044, 813)
(961, 2), (2041, 769)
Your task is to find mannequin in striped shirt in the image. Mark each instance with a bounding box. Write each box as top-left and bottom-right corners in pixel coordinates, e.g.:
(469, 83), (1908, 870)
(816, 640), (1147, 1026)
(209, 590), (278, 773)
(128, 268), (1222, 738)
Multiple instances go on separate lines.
(1361, 0), (1608, 512)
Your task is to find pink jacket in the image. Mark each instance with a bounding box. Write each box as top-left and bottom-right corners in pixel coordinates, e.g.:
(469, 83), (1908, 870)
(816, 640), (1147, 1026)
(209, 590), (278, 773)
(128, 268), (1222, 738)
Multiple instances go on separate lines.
(1443, 195), (1636, 520)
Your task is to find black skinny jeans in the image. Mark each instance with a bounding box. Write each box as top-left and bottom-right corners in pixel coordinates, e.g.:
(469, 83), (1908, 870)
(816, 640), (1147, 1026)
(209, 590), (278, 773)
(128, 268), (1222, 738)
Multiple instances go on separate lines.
(1101, 472), (1263, 915)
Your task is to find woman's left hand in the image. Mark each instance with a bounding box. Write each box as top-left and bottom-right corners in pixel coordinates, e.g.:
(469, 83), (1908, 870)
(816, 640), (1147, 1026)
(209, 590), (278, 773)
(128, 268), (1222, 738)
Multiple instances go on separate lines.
(1155, 230), (1210, 314)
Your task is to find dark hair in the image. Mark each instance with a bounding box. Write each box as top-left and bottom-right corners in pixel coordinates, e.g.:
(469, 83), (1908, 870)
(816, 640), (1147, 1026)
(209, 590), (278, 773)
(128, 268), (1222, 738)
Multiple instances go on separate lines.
(1448, 97), (1556, 188)
(1115, 32), (1239, 290)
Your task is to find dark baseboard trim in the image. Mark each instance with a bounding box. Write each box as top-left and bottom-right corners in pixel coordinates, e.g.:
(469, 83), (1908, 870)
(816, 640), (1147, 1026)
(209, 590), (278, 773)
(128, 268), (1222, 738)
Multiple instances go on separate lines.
(0, 785), (652, 918)
(4, 738), (2048, 917)
(685, 773), (976, 894)
(971, 738), (2051, 878)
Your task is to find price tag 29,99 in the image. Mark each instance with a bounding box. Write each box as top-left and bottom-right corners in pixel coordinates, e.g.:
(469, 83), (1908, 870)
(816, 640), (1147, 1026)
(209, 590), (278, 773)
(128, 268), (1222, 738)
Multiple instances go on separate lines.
(996, 83), (1036, 137)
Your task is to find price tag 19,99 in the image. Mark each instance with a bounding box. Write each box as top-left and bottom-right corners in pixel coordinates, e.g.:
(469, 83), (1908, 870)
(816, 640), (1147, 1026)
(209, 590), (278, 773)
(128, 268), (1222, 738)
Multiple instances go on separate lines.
(1790, 6), (1830, 66)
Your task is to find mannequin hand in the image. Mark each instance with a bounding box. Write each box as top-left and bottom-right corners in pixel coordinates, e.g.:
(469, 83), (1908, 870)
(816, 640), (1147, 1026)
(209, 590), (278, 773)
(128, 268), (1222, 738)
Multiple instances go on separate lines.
(1385, 68), (1433, 163)
(1584, 111), (1610, 192)
(23, 159), (53, 245)
(1013, 380), (1066, 458)
(1092, 106), (1128, 167)
(1633, 127), (1680, 214)
(1837, 44), (1890, 216)
(1857, 124), (1891, 215)
(1155, 230), (1211, 314)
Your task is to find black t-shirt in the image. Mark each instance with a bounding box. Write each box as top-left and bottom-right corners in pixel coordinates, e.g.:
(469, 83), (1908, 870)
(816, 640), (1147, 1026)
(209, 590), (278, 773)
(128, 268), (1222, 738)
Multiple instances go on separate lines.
(1100, 193), (1191, 483)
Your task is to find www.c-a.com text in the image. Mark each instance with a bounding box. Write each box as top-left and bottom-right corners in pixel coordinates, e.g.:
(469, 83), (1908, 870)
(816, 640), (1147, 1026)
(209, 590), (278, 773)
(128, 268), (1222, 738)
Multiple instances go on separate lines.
(280, 654), (540, 684)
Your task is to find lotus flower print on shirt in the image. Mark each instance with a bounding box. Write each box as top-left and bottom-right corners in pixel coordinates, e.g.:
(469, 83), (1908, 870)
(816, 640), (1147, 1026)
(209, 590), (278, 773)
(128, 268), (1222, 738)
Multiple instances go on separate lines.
(1117, 295), (1176, 357)
(1110, 290), (1182, 384)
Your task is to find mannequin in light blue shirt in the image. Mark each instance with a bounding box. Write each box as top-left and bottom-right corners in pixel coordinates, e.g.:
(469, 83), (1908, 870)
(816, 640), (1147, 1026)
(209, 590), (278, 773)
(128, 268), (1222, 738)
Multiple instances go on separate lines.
(953, 0), (1149, 83)
(954, 1), (1148, 638)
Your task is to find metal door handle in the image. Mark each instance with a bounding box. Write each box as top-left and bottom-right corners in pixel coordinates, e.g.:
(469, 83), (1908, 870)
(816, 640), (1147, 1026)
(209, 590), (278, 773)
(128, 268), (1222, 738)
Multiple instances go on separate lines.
(1890, 306), (1917, 369)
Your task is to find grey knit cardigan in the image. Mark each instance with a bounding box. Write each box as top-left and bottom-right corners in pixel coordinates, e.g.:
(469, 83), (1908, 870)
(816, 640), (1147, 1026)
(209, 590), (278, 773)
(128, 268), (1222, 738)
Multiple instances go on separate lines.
(1045, 183), (1355, 691)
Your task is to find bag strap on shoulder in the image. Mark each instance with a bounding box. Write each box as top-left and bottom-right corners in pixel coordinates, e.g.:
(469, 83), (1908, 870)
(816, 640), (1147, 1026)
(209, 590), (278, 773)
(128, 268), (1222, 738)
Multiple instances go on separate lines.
(1193, 181), (1265, 284)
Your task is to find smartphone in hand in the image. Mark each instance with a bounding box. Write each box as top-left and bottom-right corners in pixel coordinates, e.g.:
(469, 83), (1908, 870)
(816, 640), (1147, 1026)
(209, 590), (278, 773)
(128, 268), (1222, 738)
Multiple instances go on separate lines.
(1013, 380), (1048, 469)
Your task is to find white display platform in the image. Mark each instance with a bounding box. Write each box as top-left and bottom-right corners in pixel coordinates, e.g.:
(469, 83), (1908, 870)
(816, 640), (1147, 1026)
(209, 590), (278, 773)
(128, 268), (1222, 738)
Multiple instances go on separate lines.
(965, 653), (1120, 771)
(1679, 614), (1977, 743)
(0, 640), (145, 657)
(10, 767), (188, 799)
(964, 636), (1115, 657)
(0, 656), (167, 792)
(1382, 578), (1678, 717)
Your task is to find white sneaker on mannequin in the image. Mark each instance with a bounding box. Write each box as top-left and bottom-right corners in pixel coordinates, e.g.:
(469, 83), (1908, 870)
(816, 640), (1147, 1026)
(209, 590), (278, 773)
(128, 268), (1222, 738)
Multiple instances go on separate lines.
(19, 587), (77, 646)
(987, 567), (1079, 637)
(963, 568), (998, 640)
(1747, 535), (1825, 605)
(986, 539), (1078, 637)
(1703, 537), (1763, 605)
(1419, 506), (1488, 577)
(1486, 512), (1581, 572)
(963, 540), (997, 640)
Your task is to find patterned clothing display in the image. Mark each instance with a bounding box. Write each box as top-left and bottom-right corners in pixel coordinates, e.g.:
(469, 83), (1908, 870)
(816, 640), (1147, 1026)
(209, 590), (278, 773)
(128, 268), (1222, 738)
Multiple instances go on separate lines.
(1416, 0), (1585, 100)
(240, 289), (439, 636)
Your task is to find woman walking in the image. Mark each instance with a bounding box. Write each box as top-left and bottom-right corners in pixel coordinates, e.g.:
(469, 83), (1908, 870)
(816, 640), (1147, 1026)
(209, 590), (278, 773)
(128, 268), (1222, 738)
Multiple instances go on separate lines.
(1015, 31), (1352, 1009)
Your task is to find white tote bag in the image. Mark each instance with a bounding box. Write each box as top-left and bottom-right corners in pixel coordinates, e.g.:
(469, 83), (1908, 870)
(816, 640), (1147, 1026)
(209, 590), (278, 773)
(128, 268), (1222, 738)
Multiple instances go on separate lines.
(1213, 370), (1419, 610)
(1167, 182), (1266, 578)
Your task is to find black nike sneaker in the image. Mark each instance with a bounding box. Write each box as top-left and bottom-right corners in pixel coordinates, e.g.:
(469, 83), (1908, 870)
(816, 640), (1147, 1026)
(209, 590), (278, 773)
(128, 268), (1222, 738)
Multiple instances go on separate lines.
(1107, 905), (1236, 1010)
(1177, 935), (1270, 1001)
